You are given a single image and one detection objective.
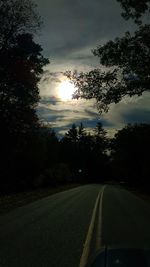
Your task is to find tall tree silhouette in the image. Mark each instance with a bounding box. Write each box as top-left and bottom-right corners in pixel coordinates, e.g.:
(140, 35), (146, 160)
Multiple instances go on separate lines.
(61, 122), (109, 183)
(64, 123), (78, 144)
(0, 0), (49, 192)
(0, 33), (48, 140)
(78, 122), (86, 138)
(60, 124), (79, 177)
(94, 122), (107, 150)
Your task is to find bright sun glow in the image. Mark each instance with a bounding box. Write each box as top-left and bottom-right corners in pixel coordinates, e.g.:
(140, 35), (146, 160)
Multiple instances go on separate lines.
(58, 80), (76, 101)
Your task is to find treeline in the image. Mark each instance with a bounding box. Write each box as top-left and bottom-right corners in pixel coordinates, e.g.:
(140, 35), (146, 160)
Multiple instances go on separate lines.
(1, 121), (150, 194)
(1, 121), (109, 192)
(111, 123), (150, 191)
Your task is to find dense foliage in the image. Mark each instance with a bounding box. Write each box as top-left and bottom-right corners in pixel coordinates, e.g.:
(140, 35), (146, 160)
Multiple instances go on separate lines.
(111, 124), (150, 190)
(0, 0), (41, 51)
(60, 123), (109, 183)
(0, 0), (49, 192)
(66, 0), (150, 113)
(116, 0), (150, 24)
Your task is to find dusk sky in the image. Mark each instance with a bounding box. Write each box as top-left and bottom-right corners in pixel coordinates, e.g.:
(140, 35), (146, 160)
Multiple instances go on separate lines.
(36, 0), (150, 136)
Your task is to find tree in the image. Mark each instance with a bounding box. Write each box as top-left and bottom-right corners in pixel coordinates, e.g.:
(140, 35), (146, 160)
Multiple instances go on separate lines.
(0, 0), (49, 192)
(41, 127), (59, 168)
(92, 123), (108, 163)
(0, 33), (49, 191)
(116, 0), (150, 24)
(111, 124), (150, 187)
(94, 122), (106, 140)
(0, 0), (41, 51)
(66, 0), (150, 113)
(64, 124), (78, 144)
(60, 124), (78, 173)
(0, 33), (49, 153)
(0, 0), (46, 144)
(0, 0), (45, 137)
(78, 122), (86, 138)
(61, 122), (109, 183)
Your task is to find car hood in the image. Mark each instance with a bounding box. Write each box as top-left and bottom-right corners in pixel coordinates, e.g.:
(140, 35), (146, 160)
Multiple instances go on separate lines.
(89, 248), (150, 267)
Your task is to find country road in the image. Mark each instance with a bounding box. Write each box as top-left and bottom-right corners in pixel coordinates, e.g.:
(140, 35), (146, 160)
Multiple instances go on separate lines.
(0, 184), (150, 267)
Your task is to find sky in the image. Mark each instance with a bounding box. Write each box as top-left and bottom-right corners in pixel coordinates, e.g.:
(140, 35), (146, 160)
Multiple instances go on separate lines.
(35, 0), (150, 137)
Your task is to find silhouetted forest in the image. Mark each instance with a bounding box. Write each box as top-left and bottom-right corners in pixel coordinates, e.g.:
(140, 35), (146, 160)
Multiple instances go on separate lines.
(0, 0), (150, 194)
(1, 119), (150, 194)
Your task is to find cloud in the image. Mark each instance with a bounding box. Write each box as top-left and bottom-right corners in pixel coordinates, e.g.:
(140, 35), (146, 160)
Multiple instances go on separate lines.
(38, 69), (150, 137)
(39, 71), (63, 99)
(38, 93), (118, 137)
(123, 109), (150, 124)
(120, 93), (150, 124)
(35, 0), (150, 136)
(101, 92), (150, 130)
(36, 0), (136, 62)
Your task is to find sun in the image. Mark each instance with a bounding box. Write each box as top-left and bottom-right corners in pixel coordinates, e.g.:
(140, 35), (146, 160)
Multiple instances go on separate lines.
(58, 80), (76, 101)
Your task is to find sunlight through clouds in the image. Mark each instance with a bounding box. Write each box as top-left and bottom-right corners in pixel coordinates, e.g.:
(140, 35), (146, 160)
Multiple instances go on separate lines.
(57, 79), (76, 101)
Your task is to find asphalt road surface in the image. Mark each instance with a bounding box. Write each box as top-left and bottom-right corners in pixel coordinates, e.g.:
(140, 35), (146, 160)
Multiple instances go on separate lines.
(0, 184), (150, 267)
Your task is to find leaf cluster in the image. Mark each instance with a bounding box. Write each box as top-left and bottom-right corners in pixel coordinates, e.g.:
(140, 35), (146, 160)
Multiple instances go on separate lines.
(0, 0), (42, 51)
(117, 0), (150, 24)
(66, 0), (150, 113)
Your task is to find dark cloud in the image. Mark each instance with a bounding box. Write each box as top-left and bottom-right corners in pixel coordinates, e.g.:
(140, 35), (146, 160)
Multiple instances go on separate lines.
(36, 0), (136, 59)
(40, 71), (62, 83)
(37, 105), (74, 117)
(83, 109), (99, 118)
(40, 97), (59, 105)
(100, 119), (115, 127)
(122, 109), (150, 124)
